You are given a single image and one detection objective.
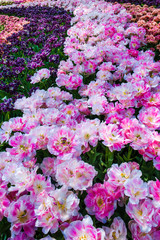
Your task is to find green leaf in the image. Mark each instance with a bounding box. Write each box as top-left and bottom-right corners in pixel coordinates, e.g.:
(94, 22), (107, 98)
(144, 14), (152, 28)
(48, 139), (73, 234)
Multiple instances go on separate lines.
(104, 147), (114, 168)
(0, 90), (11, 100)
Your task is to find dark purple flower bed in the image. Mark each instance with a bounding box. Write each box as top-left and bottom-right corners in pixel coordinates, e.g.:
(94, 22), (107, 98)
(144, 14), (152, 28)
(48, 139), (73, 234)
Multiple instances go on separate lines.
(0, 5), (71, 117)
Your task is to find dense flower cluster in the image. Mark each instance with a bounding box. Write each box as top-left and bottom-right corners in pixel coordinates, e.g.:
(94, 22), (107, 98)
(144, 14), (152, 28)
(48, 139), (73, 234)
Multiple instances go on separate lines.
(0, 5), (71, 112)
(0, 0), (160, 239)
(0, 0), (46, 6)
(123, 3), (160, 53)
(0, 14), (29, 44)
(105, 0), (160, 8)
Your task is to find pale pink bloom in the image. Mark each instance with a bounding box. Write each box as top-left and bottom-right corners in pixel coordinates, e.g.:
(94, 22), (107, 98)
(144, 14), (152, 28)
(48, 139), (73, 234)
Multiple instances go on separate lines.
(56, 73), (83, 90)
(106, 162), (142, 189)
(72, 63), (84, 74)
(55, 158), (97, 190)
(124, 177), (148, 204)
(138, 107), (160, 130)
(83, 60), (97, 74)
(126, 199), (155, 233)
(57, 59), (74, 76)
(23, 157), (37, 169)
(47, 87), (72, 101)
(129, 38), (141, 49)
(0, 179), (10, 221)
(121, 108), (135, 118)
(60, 104), (80, 119)
(70, 50), (85, 64)
(31, 68), (50, 84)
(59, 214), (83, 232)
(99, 123), (126, 152)
(145, 76), (160, 88)
(0, 121), (12, 143)
(30, 73), (41, 84)
(118, 59), (135, 75)
(103, 217), (127, 240)
(5, 195), (36, 237)
(40, 236), (56, 240)
(60, 90), (73, 101)
(129, 220), (159, 240)
(83, 79), (110, 97)
(45, 97), (63, 109)
(0, 152), (12, 171)
(47, 126), (82, 156)
(142, 92), (160, 108)
(153, 156), (160, 170)
(132, 81), (150, 99)
(35, 211), (59, 235)
(65, 73), (83, 90)
(51, 186), (80, 222)
(41, 108), (60, 125)
(14, 90), (48, 112)
(105, 112), (123, 125)
(63, 215), (105, 240)
(21, 110), (41, 132)
(76, 119), (99, 147)
(8, 232), (34, 240)
(113, 33), (124, 43)
(125, 25), (140, 37)
(34, 190), (54, 216)
(9, 117), (26, 132)
(2, 162), (37, 195)
(55, 113), (77, 129)
(96, 70), (113, 81)
(120, 118), (139, 133)
(7, 132), (37, 160)
(40, 157), (56, 178)
(37, 68), (50, 79)
(72, 99), (91, 115)
(123, 123), (153, 150)
(148, 179), (160, 208)
(107, 82), (136, 102)
(28, 174), (53, 198)
(84, 182), (119, 223)
(29, 126), (49, 150)
(98, 62), (116, 72)
(152, 208), (160, 228)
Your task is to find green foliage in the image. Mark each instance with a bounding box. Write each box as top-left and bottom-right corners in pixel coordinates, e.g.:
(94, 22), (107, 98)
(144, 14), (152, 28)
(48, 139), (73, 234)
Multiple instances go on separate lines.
(0, 1), (13, 6)
(0, 218), (11, 239)
(0, 24), (5, 32)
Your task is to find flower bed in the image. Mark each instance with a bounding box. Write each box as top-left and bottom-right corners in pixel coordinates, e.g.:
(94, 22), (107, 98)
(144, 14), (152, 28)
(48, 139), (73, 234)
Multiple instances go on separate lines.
(0, 0), (160, 239)
(0, 5), (71, 120)
(105, 0), (160, 8)
(123, 3), (160, 56)
(0, 15), (29, 44)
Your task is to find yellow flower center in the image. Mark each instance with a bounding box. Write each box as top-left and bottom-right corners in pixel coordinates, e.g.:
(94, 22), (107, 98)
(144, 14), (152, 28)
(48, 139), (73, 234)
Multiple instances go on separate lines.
(135, 134), (141, 139)
(36, 184), (43, 192)
(112, 232), (117, 239)
(57, 201), (66, 211)
(79, 235), (87, 240)
(121, 173), (129, 179)
(147, 116), (153, 122)
(135, 191), (140, 197)
(67, 110), (72, 115)
(97, 198), (104, 207)
(46, 213), (52, 222)
(19, 145), (28, 151)
(17, 210), (28, 223)
(137, 210), (143, 216)
(84, 133), (90, 140)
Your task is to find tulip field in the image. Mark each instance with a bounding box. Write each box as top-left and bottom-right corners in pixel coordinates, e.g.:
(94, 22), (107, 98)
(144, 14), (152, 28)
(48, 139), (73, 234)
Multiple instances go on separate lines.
(0, 0), (160, 239)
